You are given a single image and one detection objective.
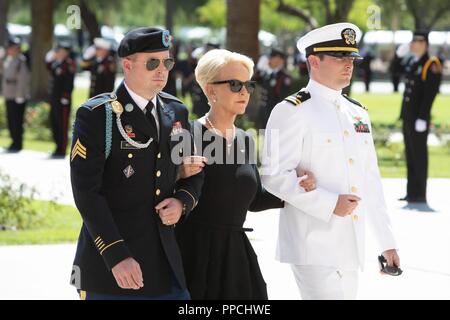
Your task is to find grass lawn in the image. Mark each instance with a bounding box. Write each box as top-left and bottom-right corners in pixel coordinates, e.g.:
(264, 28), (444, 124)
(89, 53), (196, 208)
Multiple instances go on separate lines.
(0, 200), (81, 245)
(377, 144), (450, 178)
(352, 92), (450, 127)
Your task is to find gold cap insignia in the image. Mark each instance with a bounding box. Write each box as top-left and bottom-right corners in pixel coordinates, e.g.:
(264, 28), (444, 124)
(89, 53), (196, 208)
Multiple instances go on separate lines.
(341, 28), (356, 45)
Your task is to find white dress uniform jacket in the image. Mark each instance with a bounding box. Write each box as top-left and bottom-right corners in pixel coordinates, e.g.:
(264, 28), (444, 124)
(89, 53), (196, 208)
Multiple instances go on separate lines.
(261, 79), (397, 270)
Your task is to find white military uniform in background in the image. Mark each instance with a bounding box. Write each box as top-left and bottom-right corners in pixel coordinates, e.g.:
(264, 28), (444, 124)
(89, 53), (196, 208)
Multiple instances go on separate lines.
(261, 22), (398, 300)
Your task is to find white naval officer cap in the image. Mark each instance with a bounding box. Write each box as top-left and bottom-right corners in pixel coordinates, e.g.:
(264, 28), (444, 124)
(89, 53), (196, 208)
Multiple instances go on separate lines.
(94, 37), (112, 50)
(297, 22), (363, 59)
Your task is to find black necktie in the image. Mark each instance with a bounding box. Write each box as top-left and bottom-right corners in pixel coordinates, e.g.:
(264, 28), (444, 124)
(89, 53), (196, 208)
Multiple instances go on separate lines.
(145, 101), (158, 139)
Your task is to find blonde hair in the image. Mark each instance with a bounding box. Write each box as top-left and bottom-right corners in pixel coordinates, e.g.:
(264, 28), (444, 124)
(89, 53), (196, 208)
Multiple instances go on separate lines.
(195, 49), (254, 93)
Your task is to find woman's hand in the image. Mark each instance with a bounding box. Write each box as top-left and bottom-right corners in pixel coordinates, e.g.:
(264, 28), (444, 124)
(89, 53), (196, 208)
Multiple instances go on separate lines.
(179, 156), (207, 179)
(298, 170), (316, 192)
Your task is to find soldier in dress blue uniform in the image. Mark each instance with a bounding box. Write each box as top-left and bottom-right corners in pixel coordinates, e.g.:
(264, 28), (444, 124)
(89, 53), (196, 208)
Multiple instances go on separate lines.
(256, 48), (293, 129)
(399, 31), (442, 204)
(80, 37), (117, 98)
(69, 27), (203, 300)
(45, 42), (76, 157)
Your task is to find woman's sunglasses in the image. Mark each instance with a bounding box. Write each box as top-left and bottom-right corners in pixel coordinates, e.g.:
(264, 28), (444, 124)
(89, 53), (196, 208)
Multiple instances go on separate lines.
(210, 79), (256, 94)
(136, 58), (175, 71)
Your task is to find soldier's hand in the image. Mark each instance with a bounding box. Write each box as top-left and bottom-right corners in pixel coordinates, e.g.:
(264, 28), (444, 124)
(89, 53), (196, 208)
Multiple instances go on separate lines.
(111, 257), (144, 290)
(333, 194), (361, 217)
(15, 97), (25, 104)
(298, 169), (316, 192)
(60, 98), (70, 105)
(180, 156), (207, 178)
(83, 45), (96, 60)
(415, 118), (427, 132)
(155, 198), (183, 226)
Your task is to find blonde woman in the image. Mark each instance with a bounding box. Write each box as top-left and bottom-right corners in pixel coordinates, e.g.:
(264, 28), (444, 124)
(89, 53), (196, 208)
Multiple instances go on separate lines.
(176, 49), (316, 299)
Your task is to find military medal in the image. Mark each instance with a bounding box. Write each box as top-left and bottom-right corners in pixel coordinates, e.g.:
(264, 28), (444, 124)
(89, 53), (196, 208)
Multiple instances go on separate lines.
(353, 116), (370, 133)
(125, 125), (135, 138)
(111, 100), (124, 114)
(170, 121), (183, 136)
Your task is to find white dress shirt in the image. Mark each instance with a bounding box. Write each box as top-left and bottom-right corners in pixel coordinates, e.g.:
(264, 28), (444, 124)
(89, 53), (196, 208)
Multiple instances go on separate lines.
(124, 82), (160, 136)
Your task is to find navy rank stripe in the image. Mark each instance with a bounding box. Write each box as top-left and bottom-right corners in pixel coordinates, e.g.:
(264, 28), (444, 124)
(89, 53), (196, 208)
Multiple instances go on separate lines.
(284, 89), (311, 106)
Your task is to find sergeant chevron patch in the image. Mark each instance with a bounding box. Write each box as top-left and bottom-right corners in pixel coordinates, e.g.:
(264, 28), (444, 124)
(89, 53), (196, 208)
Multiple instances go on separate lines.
(71, 139), (87, 161)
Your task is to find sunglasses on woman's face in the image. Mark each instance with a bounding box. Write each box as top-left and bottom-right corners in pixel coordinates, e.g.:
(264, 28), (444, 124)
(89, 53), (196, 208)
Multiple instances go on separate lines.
(139, 58), (175, 71)
(210, 79), (256, 94)
(378, 255), (403, 276)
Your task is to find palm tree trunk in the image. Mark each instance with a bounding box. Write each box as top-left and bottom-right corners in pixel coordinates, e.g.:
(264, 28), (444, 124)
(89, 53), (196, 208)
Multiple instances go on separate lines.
(0, 0), (8, 46)
(226, 0), (260, 62)
(30, 0), (53, 102)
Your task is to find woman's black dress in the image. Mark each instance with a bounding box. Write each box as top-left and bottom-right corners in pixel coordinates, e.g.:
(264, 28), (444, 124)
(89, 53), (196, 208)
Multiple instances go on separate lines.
(175, 121), (283, 300)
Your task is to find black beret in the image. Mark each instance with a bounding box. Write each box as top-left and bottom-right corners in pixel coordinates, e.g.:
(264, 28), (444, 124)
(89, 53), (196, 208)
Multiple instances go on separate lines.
(118, 27), (172, 57)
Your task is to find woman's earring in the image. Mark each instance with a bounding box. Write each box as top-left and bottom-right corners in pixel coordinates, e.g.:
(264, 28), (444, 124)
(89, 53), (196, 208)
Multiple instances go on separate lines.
(212, 97), (217, 103)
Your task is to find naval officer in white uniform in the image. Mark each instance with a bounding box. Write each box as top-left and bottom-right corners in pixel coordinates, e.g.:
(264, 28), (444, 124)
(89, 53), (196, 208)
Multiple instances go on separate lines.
(261, 22), (401, 300)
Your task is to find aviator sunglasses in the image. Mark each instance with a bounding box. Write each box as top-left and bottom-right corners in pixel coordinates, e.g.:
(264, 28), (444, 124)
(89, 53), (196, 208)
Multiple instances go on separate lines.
(134, 57), (175, 71)
(210, 79), (257, 94)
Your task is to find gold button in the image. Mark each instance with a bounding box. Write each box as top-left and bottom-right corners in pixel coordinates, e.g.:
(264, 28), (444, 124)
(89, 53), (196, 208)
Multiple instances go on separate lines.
(156, 170), (161, 177)
(352, 214), (359, 221)
(349, 158), (354, 165)
(351, 186), (358, 193)
(344, 130), (350, 137)
(155, 189), (161, 196)
(157, 153), (161, 159)
(128, 153), (133, 159)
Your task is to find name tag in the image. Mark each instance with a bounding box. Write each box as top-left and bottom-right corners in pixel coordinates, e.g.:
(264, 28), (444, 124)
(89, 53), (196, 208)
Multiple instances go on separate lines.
(120, 141), (142, 150)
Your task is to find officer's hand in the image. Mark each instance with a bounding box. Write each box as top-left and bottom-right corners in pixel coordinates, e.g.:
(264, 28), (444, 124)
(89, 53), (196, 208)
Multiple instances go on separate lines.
(45, 49), (56, 63)
(180, 156), (207, 179)
(298, 170), (316, 192)
(333, 194), (361, 217)
(60, 98), (70, 105)
(155, 198), (183, 226)
(15, 97), (25, 104)
(111, 257), (144, 290)
(83, 45), (96, 60)
(382, 249), (401, 269)
(415, 118), (427, 132)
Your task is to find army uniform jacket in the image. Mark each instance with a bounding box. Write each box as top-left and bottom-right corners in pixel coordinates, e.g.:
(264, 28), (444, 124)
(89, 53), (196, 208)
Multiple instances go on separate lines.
(261, 79), (397, 270)
(400, 53), (442, 123)
(81, 54), (117, 98)
(46, 56), (76, 104)
(70, 82), (203, 296)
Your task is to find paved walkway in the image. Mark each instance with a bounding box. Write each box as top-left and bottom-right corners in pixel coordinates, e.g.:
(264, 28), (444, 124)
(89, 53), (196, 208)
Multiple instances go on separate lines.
(0, 149), (449, 299)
